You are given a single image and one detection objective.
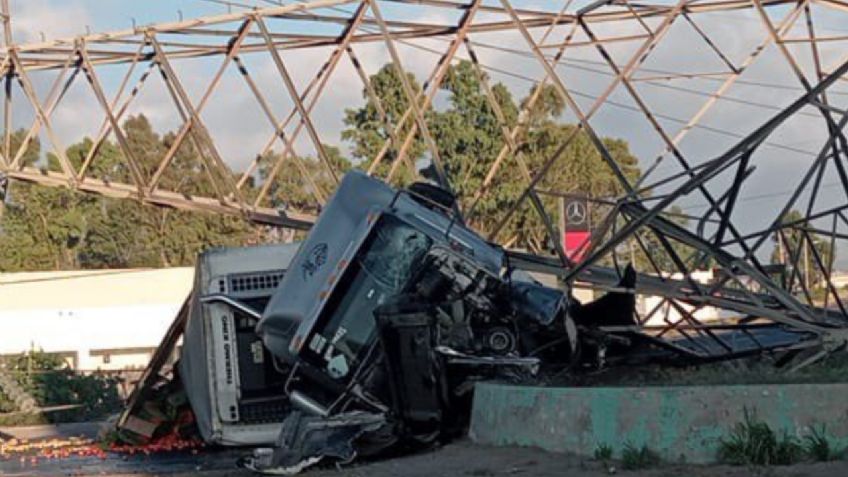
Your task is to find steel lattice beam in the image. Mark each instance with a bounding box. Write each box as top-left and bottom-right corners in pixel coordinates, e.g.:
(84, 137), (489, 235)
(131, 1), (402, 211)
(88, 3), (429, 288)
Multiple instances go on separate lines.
(3, 0), (848, 363)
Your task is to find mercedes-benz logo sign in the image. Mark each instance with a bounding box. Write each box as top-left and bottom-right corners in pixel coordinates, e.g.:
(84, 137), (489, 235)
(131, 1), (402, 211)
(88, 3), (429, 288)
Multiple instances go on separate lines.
(566, 201), (587, 225)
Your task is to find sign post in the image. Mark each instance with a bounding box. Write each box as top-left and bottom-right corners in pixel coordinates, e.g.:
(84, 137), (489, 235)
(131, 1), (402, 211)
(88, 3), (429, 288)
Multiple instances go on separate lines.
(560, 196), (591, 262)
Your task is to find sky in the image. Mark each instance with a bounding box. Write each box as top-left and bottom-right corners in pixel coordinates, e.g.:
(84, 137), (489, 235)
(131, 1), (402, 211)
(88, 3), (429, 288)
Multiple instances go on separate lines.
(7, 0), (848, 267)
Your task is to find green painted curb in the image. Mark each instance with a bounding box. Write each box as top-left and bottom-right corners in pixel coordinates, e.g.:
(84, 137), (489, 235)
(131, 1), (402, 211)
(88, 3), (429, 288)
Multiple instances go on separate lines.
(469, 382), (848, 463)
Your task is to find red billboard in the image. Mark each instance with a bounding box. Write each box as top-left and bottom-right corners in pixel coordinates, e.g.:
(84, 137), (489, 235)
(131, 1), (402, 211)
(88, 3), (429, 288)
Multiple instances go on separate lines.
(564, 230), (591, 262)
(561, 197), (591, 262)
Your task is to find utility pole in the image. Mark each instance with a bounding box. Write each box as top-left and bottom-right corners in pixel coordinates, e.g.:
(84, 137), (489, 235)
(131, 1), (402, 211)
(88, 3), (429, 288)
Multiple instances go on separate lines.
(0, 173), (5, 219)
(629, 239), (636, 269)
(1, 0), (11, 48)
(804, 237), (811, 293)
(558, 196), (565, 254)
(0, 0), (10, 221)
(778, 231), (786, 287)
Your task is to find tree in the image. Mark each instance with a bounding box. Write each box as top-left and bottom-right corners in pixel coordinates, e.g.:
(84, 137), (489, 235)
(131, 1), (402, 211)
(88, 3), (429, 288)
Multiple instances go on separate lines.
(620, 206), (695, 275)
(0, 116), (259, 271)
(429, 61), (519, 211)
(256, 144), (351, 211)
(116, 115), (256, 267)
(342, 61), (643, 254)
(0, 130), (90, 270)
(342, 63), (426, 185)
(771, 209), (835, 292)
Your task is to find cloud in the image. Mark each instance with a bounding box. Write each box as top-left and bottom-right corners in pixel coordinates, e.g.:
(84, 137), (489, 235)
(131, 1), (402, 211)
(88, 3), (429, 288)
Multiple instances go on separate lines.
(10, 0), (91, 43)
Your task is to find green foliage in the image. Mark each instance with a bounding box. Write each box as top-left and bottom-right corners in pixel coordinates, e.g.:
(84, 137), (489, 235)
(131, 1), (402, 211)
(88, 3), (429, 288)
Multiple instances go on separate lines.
(0, 117), (258, 272)
(342, 63), (424, 185)
(342, 61), (643, 254)
(803, 425), (839, 462)
(719, 413), (846, 466)
(620, 442), (661, 470)
(593, 442), (613, 462)
(774, 431), (805, 465)
(0, 351), (122, 425)
(770, 209), (836, 295)
(257, 143), (351, 212)
(718, 409), (804, 466)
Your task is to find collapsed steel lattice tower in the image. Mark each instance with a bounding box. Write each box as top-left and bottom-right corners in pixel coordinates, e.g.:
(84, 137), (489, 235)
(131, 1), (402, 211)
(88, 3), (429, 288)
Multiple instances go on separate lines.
(2, 0), (848, 363)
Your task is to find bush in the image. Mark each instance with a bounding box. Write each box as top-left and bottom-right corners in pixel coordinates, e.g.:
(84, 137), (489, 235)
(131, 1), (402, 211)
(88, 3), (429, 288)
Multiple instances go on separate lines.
(0, 390), (16, 413)
(0, 350), (122, 425)
(593, 442), (613, 462)
(621, 442), (661, 470)
(718, 409), (803, 466)
(803, 425), (840, 462)
(774, 431), (804, 465)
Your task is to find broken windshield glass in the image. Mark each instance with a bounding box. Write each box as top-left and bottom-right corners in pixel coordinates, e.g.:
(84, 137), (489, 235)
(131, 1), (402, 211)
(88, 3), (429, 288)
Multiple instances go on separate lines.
(360, 216), (432, 291)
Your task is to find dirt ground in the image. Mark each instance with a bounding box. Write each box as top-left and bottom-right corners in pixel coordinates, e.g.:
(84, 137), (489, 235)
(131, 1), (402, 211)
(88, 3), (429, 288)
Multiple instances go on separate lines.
(99, 441), (848, 477)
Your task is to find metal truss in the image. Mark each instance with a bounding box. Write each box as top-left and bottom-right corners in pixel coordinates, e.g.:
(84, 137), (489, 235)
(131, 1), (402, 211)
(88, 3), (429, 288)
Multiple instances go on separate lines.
(3, 0), (848, 364)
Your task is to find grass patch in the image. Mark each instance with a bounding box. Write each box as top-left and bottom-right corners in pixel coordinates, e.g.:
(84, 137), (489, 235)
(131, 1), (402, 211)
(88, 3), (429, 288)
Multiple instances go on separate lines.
(621, 442), (661, 470)
(773, 431), (804, 465)
(718, 410), (818, 466)
(803, 425), (842, 462)
(593, 442), (613, 462)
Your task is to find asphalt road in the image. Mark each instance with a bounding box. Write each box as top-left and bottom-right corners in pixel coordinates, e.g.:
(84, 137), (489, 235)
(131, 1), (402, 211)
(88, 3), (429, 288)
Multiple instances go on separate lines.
(6, 440), (848, 477)
(170, 443), (848, 477)
(4, 424), (848, 477)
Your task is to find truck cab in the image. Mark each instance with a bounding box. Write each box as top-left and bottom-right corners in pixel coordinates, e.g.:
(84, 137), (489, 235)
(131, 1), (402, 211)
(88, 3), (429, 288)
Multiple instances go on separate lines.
(257, 171), (509, 410)
(256, 172), (567, 416)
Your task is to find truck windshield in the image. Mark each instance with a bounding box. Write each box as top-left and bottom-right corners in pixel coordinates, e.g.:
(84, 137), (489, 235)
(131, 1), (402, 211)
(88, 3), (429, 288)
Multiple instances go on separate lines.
(360, 217), (431, 290)
(304, 215), (432, 380)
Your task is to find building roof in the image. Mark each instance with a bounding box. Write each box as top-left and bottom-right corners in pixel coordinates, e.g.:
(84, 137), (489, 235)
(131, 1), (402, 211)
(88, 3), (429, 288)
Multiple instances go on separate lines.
(0, 268), (194, 311)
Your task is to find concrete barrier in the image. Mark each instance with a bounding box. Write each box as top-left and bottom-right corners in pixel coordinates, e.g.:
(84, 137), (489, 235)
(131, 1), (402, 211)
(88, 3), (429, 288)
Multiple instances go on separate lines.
(469, 382), (848, 463)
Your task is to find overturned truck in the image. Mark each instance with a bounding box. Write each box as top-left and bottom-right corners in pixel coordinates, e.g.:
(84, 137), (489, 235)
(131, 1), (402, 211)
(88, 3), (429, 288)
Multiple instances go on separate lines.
(242, 171), (618, 472)
(118, 170), (835, 473)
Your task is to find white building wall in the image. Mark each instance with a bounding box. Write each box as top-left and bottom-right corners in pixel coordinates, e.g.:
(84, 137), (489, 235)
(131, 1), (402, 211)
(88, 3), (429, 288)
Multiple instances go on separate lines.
(830, 272), (848, 289)
(640, 296), (726, 326)
(0, 304), (181, 370)
(0, 268), (193, 370)
(639, 270), (732, 326)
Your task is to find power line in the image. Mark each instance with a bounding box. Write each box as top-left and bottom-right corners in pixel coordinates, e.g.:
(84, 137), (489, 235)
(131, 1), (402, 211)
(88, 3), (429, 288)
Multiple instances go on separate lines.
(552, 61), (824, 120)
(461, 39), (848, 97)
(373, 33), (823, 158)
(680, 182), (846, 212)
(705, 10), (848, 35)
(188, 1), (836, 173)
(195, 0), (259, 10)
(195, 0), (848, 98)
